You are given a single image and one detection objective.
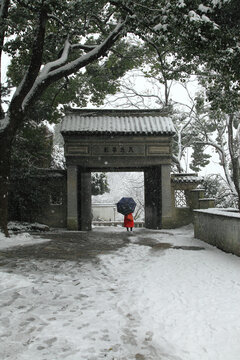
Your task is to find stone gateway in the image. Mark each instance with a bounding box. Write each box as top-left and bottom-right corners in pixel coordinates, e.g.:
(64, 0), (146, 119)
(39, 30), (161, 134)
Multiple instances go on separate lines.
(60, 109), (175, 231)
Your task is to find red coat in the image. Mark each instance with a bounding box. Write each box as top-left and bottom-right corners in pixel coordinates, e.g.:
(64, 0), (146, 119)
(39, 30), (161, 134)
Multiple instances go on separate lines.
(124, 213), (134, 228)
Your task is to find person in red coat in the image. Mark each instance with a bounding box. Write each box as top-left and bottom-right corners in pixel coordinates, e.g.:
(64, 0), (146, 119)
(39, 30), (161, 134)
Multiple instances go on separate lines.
(124, 213), (134, 231)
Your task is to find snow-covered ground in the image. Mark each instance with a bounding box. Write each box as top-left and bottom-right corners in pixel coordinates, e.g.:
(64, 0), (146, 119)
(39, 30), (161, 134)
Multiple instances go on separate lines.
(1, 225), (240, 360)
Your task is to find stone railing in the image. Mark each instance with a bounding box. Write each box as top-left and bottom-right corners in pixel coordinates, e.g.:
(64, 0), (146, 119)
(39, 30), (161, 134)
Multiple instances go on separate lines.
(92, 221), (144, 228)
(194, 208), (240, 256)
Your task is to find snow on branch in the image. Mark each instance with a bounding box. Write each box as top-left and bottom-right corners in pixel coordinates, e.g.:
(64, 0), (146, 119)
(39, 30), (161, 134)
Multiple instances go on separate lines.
(0, 116), (10, 133)
(71, 44), (96, 51)
(237, 123), (240, 167)
(21, 20), (126, 111)
(40, 38), (71, 78)
(195, 140), (223, 154)
(48, 20), (126, 78)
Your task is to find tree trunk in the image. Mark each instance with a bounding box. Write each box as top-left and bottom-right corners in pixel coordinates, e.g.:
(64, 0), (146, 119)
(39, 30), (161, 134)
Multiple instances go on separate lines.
(232, 157), (240, 210)
(228, 114), (240, 211)
(0, 136), (11, 236)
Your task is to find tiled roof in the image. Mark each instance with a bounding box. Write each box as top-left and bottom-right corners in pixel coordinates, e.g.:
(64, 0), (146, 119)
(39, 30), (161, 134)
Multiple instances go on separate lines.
(60, 109), (175, 135)
(171, 173), (204, 183)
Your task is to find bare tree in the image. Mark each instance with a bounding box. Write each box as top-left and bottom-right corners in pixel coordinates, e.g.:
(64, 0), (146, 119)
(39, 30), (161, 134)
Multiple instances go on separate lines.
(120, 172), (144, 221)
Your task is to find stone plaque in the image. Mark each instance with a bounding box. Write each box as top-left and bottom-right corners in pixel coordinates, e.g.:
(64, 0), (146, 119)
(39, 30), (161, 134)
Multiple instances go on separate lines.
(92, 144), (145, 156)
(147, 145), (169, 155)
(67, 145), (89, 155)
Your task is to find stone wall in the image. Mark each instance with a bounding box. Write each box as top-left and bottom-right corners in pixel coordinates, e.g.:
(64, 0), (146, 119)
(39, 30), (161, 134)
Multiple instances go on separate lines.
(35, 170), (67, 228)
(194, 209), (240, 256)
(92, 204), (117, 222)
(168, 174), (215, 228)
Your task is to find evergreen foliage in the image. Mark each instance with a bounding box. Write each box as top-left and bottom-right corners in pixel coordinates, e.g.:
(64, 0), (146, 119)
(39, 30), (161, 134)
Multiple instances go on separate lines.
(202, 174), (238, 209)
(190, 144), (211, 173)
(9, 124), (110, 222)
(9, 122), (53, 221)
(91, 173), (110, 196)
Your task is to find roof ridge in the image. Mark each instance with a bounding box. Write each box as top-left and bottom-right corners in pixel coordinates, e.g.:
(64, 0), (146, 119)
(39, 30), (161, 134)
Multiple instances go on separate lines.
(64, 108), (171, 116)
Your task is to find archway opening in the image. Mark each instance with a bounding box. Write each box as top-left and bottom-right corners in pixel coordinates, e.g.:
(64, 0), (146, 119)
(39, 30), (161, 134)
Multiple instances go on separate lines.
(91, 171), (145, 227)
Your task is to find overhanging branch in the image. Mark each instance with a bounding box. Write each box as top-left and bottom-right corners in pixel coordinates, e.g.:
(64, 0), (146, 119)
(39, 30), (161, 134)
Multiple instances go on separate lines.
(21, 19), (127, 111)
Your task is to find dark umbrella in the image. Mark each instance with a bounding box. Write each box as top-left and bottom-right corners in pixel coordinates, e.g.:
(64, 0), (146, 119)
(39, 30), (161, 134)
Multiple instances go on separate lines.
(117, 197), (136, 215)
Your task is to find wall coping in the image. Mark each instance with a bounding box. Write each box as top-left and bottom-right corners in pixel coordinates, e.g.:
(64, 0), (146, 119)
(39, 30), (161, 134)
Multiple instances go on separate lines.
(199, 198), (215, 201)
(92, 203), (116, 207)
(194, 208), (240, 219)
(190, 188), (205, 192)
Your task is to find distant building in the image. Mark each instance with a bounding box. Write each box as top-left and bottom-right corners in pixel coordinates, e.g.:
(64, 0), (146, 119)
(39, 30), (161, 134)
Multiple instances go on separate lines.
(92, 203), (117, 222)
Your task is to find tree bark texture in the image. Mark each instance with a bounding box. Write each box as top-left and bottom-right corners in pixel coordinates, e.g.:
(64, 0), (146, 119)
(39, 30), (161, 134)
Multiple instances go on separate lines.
(0, 109), (24, 235)
(0, 135), (11, 236)
(228, 115), (240, 210)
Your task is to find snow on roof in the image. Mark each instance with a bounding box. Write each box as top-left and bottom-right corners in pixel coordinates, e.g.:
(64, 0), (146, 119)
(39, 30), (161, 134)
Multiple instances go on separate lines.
(171, 173), (204, 183)
(60, 109), (175, 136)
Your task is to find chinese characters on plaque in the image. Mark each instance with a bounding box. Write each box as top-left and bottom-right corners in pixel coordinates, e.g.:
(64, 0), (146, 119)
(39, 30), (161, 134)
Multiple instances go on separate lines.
(103, 146), (134, 154)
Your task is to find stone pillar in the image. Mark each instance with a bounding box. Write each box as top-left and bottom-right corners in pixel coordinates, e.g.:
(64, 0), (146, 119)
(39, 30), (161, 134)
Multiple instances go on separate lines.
(189, 189), (205, 209)
(67, 165), (79, 230)
(144, 166), (162, 229)
(161, 164), (172, 227)
(199, 198), (215, 209)
(78, 169), (92, 231)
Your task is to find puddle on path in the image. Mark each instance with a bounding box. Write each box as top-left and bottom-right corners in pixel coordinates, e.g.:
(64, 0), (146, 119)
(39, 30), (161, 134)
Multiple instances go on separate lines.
(135, 238), (205, 251)
(0, 231), (130, 262)
(0, 232), (204, 267)
(172, 245), (205, 251)
(151, 243), (205, 251)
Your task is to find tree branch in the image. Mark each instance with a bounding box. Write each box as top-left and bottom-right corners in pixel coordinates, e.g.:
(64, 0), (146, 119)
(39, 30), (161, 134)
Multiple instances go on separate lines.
(10, 5), (48, 115)
(228, 113), (240, 206)
(47, 14), (65, 27)
(40, 38), (72, 77)
(71, 43), (96, 51)
(196, 139), (237, 195)
(172, 154), (184, 173)
(21, 19), (127, 112)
